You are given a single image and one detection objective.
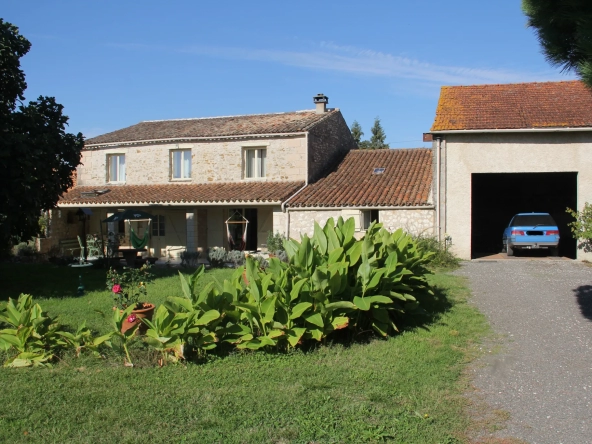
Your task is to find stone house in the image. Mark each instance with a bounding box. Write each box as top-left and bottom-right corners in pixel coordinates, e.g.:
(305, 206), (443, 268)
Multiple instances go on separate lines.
(429, 80), (592, 260)
(48, 94), (357, 258)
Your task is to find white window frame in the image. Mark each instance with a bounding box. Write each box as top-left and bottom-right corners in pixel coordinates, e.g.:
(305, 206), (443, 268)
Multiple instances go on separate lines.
(362, 209), (379, 230)
(244, 147), (267, 179)
(107, 154), (126, 183)
(170, 149), (192, 180)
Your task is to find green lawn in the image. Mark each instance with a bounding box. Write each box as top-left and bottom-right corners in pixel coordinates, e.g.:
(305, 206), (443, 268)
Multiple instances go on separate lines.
(0, 263), (489, 443)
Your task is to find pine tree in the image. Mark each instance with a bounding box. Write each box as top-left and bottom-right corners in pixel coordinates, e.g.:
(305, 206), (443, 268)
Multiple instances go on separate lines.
(522, 0), (592, 87)
(369, 117), (388, 149)
(350, 120), (363, 145)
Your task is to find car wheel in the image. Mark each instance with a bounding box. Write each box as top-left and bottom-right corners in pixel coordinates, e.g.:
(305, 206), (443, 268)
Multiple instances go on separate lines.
(507, 244), (514, 257)
(550, 247), (559, 257)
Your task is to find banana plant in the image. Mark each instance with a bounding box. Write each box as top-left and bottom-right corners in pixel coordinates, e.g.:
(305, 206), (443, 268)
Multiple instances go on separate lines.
(0, 294), (68, 368)
(141, 304), (220, 364)
(56, 321), (113, 357)
(232, 257), (285, 350)
(110, 305), (140, 367)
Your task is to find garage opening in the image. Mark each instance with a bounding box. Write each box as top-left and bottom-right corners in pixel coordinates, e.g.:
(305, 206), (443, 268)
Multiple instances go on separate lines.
(471, 172), (577, 259)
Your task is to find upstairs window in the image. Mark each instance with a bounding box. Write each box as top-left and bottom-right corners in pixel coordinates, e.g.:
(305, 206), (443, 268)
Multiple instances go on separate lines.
(107, 154), (126, 182)
(171, 149), (192, 180)
(245, 148), (266, 178)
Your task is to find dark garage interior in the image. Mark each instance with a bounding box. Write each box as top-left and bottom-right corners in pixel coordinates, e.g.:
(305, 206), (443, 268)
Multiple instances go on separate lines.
(471, 172), (577, 259)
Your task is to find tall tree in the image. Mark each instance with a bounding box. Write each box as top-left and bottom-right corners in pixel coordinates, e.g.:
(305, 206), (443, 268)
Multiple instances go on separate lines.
(522, 0), (592, 87)
(350, 120), (363, 145)
(0, 19), (84, 250)
(369, 117), (388, 149)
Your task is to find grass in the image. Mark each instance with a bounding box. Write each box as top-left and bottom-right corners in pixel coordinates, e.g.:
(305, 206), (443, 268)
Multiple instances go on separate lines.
(0, 262), (489, 443)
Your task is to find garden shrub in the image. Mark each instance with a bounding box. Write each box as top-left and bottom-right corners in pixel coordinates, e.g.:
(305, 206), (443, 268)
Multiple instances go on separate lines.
(266, 231), (286, 254)
(413, 235), (460, 269)
(3, 218), (439, 368)
(208, 247), (227, 267)
(180, 250), (200, 267)
(567, 203), (592, 252)
(12, 241), (37, 257)
(0, 294), (110, 367)
(226, 250), (245, 267)
(142, 218), (436, 360)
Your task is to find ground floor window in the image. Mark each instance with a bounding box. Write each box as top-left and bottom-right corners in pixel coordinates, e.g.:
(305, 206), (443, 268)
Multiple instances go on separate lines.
(362, 209), (379, 230)
(152, 215), (165, 237)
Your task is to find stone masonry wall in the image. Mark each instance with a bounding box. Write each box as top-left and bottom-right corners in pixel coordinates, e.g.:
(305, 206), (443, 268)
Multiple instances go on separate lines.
(287, 210), (343, 239)
(379, 209), (435, 237)
(287, 208), (436, 240)
(37, 209), (83, 253)
(307, 111), (356, 183)
(77, 135), (307, 186)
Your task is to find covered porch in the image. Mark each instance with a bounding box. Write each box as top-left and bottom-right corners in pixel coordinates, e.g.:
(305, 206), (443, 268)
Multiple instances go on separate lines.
(50, 181), (303, 260)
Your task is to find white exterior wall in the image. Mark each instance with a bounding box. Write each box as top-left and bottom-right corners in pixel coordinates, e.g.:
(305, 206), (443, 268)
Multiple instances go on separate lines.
(443, 132), (592, 260)
(77, 136), (307, 186)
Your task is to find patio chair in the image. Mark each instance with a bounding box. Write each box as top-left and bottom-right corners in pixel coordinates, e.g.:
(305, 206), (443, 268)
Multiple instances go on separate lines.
(86, 234), (103, 258)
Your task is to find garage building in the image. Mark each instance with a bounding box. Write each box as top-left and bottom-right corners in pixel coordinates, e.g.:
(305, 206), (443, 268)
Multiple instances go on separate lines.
(429, 80), (592, 260)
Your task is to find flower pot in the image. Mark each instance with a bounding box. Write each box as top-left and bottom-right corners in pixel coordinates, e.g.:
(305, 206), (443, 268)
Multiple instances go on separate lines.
(121, 303), (155, 334)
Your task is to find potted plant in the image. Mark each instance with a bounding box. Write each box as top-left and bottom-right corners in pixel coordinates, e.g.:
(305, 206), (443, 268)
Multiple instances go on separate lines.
(106, 264), (155, 334)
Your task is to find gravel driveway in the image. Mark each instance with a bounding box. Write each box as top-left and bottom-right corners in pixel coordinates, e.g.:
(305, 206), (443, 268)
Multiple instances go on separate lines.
(457, 260), (592, 444)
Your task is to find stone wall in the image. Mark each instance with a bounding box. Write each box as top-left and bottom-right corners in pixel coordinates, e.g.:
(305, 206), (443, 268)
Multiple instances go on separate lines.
(77, 135), (307, 186)
(287, 208), (435, 240)
(307, 111), (356, 183)
(379, 209), (435, 237)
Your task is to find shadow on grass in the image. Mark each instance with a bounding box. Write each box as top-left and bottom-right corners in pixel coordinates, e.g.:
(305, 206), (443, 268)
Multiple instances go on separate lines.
(573, 285), (592, 321)
(0, 262), (192, 301)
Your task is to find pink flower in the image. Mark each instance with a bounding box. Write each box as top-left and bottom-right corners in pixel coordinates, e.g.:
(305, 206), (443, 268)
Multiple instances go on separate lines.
(127, 314), (137, 323)
(112, 284), (122, 294)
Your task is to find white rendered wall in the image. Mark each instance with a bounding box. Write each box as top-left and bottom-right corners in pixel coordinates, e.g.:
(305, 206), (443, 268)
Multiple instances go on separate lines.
(443, 132), (592, 260)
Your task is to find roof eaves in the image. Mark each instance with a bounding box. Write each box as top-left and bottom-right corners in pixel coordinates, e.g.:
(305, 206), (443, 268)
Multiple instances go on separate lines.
(430, 127), (592, 134)
(84, 131), (309, 149)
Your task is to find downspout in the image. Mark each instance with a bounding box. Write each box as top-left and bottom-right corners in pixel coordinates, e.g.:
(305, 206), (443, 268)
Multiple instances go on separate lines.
(281, 132), (309, 238)
(436, 136), (441, 242)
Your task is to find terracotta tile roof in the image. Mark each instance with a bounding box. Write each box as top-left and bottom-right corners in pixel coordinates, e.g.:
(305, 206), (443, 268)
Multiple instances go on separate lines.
(86, 110), (339, 146)
(59, 181), (305, 206)
(431, 80), (592, 131)
(288, 149), (432, 208)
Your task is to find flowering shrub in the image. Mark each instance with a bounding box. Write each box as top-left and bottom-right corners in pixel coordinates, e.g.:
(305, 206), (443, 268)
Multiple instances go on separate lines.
(106, 264), (154, 310)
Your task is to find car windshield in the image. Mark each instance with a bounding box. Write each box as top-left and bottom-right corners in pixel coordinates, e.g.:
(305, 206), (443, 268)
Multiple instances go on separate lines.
(511, 215), (556, 226)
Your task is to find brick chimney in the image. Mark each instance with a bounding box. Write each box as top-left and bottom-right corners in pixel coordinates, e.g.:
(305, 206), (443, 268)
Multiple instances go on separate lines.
(313, 93), (329, 114)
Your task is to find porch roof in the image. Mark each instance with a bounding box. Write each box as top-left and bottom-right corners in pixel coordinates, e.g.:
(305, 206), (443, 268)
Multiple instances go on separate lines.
(59, 181), (305, 206)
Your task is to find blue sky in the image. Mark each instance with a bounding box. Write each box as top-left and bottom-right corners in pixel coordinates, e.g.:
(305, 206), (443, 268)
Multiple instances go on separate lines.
(4, 1), (575, 148)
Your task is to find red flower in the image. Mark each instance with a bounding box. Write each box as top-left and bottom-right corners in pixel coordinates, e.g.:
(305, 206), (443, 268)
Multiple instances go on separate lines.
(112, 284), (122, 294)
(127, 314), (137, 323)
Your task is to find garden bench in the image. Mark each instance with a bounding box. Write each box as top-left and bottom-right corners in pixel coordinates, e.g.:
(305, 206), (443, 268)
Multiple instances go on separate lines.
(59, 238), (81, 256)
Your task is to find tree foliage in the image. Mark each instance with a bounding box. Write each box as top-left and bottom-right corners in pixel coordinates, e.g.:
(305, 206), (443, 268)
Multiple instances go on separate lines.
(350, 117), (388, 149)
(369, 117), (388, 148)
(522, 0), (592, 87)
(350, 120), (363, 145)
(0, 19), (84, 249)
(566, 203), (592, 252)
